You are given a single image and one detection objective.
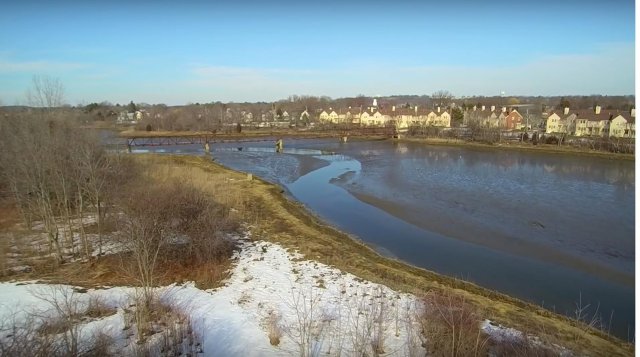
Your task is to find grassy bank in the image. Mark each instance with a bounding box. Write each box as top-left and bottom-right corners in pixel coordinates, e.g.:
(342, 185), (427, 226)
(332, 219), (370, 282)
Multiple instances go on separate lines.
(146, 154), (631, 356)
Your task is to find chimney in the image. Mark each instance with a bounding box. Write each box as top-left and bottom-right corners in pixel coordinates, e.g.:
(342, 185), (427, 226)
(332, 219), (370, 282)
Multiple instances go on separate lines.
(437, 106), (441, 113)
(563, 107), (569, 115)
(415, 106), (418, 114)
(490, 105), (495, 112)
(502, 107), (506, 113)
(392, 105), (396, 112)
(473, 105), (477, 111)
(631, 108), (636, 117)
(595, 105), (601, 115)
(481, 105), (485, 111)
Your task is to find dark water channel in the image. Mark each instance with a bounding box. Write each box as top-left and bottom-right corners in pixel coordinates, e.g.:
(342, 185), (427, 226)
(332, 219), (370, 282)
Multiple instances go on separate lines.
(134, 138), (635, 340)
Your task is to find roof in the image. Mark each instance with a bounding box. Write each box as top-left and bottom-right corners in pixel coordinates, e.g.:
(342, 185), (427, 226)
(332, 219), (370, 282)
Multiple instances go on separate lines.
(548, 110), (576, 120)
(574, 109), (633, 123)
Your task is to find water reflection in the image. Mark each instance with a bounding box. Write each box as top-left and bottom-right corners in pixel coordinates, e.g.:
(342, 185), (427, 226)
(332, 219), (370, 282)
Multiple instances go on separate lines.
(213, 147), (329, 156)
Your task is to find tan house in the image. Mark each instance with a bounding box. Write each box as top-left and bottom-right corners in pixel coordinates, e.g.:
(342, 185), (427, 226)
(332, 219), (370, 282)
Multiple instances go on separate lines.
(465, 105), (503, 128)
(550, 106), (635, 138)
(361, 109), (390, 126)
(545, 107), (576, 134)
(321, 99), (453, 129)
(346, 108), (362, 124)
(424, 107), (451, 127)
(300, 109), (310, 122)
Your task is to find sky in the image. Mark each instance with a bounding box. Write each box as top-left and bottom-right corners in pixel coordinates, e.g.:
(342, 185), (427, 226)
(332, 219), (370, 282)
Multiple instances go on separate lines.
(0, 0), (635, 105)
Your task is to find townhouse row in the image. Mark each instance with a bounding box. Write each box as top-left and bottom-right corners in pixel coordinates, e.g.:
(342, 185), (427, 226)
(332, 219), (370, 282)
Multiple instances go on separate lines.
(314, 99), (451, 129)
(545, 106), (635, 138)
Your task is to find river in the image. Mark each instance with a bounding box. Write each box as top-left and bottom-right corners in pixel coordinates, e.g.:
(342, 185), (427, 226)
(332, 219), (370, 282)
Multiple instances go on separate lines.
(132, 137), (635, 340)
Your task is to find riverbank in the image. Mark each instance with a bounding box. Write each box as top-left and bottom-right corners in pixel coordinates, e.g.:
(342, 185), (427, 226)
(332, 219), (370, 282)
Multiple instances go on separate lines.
(149, 154), (631, 356)
(395, 136), (635, 160)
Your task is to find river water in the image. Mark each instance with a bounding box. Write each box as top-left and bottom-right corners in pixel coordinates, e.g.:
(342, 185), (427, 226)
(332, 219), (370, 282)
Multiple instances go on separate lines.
(133, 138), (635, 340)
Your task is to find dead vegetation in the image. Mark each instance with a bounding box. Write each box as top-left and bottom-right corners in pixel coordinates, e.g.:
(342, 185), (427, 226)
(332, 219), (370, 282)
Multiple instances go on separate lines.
(0, 116), (239, 291)
(0, 285), (201, 356)
(421, 289), (489, 356)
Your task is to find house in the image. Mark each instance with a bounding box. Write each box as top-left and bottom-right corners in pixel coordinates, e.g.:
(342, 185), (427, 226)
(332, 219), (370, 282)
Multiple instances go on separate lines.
(346, 107), (361, 124)
(319, 109), (341, 124)
(300, 109), (310, 122)
(577, 106), (635, 138)
(240, 110), (254, 123)
(572, 106), (609, 137)
(465, 105), (501, 128)
(389, 107), (417, 130)
(503, 109), (523, 130)
(464, 105), (521, 130)
(463, 105), (486, 126)
(315, 98), (456, 129)
(545, 107), (576, 134)
(548, 106), (635, 138)
(360, 109), (390, 126)
(117, 111), (138, 124)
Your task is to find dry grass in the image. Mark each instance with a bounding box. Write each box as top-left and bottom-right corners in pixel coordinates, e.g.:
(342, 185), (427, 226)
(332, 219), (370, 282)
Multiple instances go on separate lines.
(0, 198), (22, 230)
(141, 154), (633, 357)
(264, 310), (283, 346)
(85, 295), (117, 319)
(490, 336), (559, 357)
(421, 289), (489, 357)
(124, 292), (202, 354)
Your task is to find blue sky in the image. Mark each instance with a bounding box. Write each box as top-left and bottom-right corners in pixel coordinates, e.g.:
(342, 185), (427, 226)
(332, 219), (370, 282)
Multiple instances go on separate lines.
(0, 0), (635, 105)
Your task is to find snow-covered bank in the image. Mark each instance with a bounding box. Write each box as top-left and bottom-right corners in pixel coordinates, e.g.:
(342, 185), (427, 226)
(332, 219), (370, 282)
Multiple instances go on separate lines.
(0, 237), (425, 356)
(0, 236), (572, 356)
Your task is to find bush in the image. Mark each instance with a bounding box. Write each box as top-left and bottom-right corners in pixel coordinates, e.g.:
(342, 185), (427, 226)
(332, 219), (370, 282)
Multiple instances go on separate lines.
(420, 290), (489, 356)
(544, 135), (559, 145)
(115, 179), (238, 291)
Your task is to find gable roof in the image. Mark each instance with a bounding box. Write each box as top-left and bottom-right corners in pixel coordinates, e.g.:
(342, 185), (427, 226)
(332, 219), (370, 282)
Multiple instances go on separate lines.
(574, 109), (628, 123)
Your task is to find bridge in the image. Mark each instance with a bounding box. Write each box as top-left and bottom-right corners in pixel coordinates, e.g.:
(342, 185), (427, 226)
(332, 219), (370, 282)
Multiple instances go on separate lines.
(123, 127), (398, 151)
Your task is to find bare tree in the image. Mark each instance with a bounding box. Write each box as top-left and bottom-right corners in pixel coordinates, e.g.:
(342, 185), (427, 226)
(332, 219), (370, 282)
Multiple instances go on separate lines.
(26, 75), (65, 113)
(30, 285), (84, 356)
(432, 90), (454, 107)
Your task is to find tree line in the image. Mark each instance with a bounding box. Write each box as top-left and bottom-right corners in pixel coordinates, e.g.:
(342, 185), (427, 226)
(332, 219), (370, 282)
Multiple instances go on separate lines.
(0, 114), (131, 263)
(0, 77), (238, 289)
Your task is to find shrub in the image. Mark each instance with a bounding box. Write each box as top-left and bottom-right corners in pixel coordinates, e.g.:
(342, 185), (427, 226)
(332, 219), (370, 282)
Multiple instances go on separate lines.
(420, 290), (489, 356)
(544, 136), (559, 145)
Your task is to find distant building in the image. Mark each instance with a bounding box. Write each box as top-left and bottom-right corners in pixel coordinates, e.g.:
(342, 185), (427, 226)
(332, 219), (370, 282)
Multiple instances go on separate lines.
(546, 106), (635, 138)
(319, 99), (451, 129)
